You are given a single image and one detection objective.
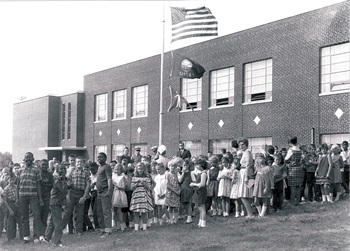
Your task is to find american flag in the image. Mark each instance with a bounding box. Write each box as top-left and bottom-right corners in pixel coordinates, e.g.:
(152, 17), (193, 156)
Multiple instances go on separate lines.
(171, 6), (218, 43)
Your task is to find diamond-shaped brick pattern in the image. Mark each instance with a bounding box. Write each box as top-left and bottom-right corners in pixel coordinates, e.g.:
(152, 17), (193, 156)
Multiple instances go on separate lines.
(188, 122), (193, 130)
(77, 2), (349, 161)
(218, 119), (224, 128)
(254, 116), (261, 125)
(334, 108), (344, 119)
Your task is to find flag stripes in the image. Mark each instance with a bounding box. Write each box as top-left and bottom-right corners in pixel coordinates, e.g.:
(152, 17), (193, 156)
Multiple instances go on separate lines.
(171, 6), (218, 42)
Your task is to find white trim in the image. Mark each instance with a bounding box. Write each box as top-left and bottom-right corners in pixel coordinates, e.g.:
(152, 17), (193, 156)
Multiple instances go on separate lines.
(131, 115), (148, 119)
(319, 90), (350, 96)
(243, 100), (272, 106)
(180, 108), (201, 113)
(209, 104), (234, 110)
(94, 120), (107, 124)
(112, 118), (126, 121)
(39, 146), (87, 151)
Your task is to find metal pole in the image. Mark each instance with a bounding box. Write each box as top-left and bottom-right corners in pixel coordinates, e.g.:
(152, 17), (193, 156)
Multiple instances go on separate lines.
(159, 2), (165, 146)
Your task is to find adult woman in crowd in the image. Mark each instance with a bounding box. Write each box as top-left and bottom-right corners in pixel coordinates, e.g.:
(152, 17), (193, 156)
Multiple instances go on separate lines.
(236, 138), (255, 218)
(285, 136), (304, 206)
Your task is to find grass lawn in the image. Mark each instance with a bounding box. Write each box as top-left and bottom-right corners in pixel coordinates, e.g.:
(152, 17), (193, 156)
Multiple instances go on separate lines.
(1, 197), (349, 251)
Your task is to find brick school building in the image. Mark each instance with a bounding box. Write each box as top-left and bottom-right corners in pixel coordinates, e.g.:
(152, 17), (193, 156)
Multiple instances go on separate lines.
(12, 2), (349, 162)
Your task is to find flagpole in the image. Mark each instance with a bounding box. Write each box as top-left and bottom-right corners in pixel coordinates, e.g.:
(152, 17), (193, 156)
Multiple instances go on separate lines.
(158, 1), (165, 146)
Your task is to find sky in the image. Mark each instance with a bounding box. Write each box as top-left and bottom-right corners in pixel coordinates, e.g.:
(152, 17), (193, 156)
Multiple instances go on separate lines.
(0, 0), (345, 153)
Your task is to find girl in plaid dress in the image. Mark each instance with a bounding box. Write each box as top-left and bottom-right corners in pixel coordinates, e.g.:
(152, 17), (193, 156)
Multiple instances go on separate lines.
(285, 137), (304, 206)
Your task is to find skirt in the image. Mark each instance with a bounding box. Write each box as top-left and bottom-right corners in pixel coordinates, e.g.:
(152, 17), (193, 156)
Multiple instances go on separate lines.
(230, 184), (238, 199)
(237, 169), (253, 199)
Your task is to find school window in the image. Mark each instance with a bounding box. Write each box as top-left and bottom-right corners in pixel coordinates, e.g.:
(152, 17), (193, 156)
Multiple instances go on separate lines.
(209, 139), (235, 154)
(94, 145), (107, 161)
(321, 42), (350, 93)
(67, 102), (71, 140)
(247, 137), (272, 157)
(61, 103), (66, 140)
(112, 144), (126, 161)
(321, 133), (350, 145)
(182, 140), (201, 158)
(132, 85), (148, 117)
(113, 89), (127, 119)
(181, 78), (202, 110)
(131, 143), (148, 157)
(95, 93), (108, 122)
(244, 59), (272, 103)
(210, 67), (234, 107)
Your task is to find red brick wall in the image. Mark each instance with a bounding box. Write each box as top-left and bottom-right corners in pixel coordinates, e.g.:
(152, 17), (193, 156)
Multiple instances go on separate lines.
(81, 2), (349, 158)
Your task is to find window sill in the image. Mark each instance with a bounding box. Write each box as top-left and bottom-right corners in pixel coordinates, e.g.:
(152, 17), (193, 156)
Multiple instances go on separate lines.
(243, 100), (272, 105)
(131, 115), (148, 119)
(180, 108), (201, 113)
(319, 90), (349, 96)
(112, 118), (126, 121)
(208, 104), (234, 110)
(94, 120), (107, 123)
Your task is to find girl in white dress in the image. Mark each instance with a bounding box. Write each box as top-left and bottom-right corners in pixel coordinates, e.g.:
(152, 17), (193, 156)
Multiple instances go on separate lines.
(153, 162), (167, 225)
(112, 164), (128, 231)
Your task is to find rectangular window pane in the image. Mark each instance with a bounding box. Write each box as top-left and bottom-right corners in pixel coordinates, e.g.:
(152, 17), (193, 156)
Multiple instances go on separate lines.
(94, 145), (107, 161)
(132, 85), (148, 117)
(320, 43), (350, 93)
(95, 93), (108, 122)
(244, 59), (272, 103)
(321, 134), (350, 145)
(182, 140), (201, 157)
(248, 137), (272, 157)
(181, 78), (202, 110)
(210, 67), (234, 107)
(112, 144), (126, 161)
(67, 103), (71, 140)
(61, 104), (65, 140)
(113, 89), (126, 119)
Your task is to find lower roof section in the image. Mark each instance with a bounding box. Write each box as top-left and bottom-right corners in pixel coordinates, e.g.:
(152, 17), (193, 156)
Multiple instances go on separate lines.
(39, 146), (87, 151)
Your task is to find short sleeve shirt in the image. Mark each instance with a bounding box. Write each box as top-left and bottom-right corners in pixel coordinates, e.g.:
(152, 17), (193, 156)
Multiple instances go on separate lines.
(96, 164), (112, 192)
(69, 168), (90, 191)
(3, 185), (17, 202)
(18, 165), (42, 197)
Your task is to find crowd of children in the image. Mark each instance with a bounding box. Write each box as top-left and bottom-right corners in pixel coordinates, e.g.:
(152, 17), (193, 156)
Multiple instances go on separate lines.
(0, 138), (349, 247)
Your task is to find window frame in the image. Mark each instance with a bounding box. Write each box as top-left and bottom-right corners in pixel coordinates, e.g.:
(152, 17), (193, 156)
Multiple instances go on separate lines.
(243, 59), (273, 104)
(320, 42), (350, 95)
(181, 78), (202, 111)
(94, 93), (108, 122)
(132, 85), (148, 118)
(209, 66), (235, 108)
(61, 103), (66, 140)
(112, 89), (127, 120)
